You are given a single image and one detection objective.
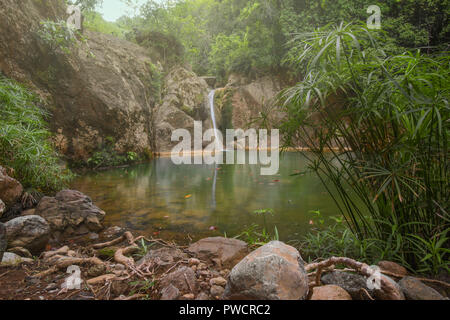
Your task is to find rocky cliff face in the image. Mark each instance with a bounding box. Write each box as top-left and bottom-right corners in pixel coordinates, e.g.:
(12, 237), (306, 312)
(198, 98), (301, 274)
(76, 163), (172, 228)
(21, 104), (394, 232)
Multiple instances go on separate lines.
(0, 0), (157, 161)
(155, 67), (212, 152)
(214, 74), (286, 131)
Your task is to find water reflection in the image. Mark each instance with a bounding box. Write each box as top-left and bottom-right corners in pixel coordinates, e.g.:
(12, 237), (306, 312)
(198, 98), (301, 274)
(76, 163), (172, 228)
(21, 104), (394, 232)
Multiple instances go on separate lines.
(72, 152), (340, 244)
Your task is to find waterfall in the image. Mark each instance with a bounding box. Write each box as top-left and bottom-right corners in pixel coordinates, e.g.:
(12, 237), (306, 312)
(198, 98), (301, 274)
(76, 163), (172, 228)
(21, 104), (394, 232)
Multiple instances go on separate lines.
(208, 90), (222, 150)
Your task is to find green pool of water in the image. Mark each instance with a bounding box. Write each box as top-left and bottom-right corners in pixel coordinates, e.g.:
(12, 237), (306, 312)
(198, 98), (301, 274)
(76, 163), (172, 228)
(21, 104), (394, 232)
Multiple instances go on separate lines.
(71, 152), (341, 244)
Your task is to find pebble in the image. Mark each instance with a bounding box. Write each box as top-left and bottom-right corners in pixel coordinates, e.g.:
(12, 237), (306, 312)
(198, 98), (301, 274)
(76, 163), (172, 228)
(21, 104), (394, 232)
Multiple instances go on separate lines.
(210, 277), (227, 287)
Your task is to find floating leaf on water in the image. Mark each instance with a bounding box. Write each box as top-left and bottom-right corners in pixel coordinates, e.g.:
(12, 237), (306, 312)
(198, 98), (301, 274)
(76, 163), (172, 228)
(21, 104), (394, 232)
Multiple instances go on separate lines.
(184, 194), (192, 199)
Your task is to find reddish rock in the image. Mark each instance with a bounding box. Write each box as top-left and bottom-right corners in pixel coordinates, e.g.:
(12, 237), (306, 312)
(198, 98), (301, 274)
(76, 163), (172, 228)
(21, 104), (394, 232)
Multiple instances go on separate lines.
(188, 237), (248, 269)
(378, 261), (408, 277)
(160, 266), (198, 294)
(0, 166), (23, 207)
(310, 285), (352, 300)
(223, 241), (309, 300)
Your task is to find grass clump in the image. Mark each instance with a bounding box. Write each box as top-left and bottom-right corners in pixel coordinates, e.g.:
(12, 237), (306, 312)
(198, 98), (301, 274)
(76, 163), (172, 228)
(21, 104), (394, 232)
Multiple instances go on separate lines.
(0, 75), (72, 192)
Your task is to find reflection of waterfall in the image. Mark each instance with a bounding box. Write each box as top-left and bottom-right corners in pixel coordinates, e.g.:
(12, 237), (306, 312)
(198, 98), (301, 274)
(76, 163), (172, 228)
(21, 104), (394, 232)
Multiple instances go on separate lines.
(208, 90), (222, 150)
(211, 164), (218, 210)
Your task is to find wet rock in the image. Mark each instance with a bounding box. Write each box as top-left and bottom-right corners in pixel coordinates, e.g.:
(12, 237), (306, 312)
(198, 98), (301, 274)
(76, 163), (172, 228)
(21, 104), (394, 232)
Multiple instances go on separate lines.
(35, 190), (105, 239)
(210, 277), (227, 287)
(0, 166), (23, 207)
(223, 241), (309, 300)
(1, 252), (33, 265)
(0, 222), (6, 261)
(137, 247), (188, 272)
(310, 285), (352, 300)
(160, 266), (198, 294)
(378, 261), (408, 277)
(210, 285), (225, 298)
(321, 271), (374, 300)
(161, 284), (180, 300)
(182, 293), (195, 300)
(5, 215), (50, 255)
(188, 237), (248, 269)
(399, 276), (445, 300)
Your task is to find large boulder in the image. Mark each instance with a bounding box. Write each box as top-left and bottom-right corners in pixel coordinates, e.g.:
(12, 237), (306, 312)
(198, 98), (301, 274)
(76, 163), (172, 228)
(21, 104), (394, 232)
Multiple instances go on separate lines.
(187, 237), (248, 269)
(4, 215), (50, 255)
(0, 0), (157, 161)
(321, 270), (374, 300)
(399, 276), (445, 300)
(0, 222), (6, 261)
(223, 241), (309, 300)
(34, 190), (105, 239)
(154, 67), (212, 152)
(0, 166), (23, 208)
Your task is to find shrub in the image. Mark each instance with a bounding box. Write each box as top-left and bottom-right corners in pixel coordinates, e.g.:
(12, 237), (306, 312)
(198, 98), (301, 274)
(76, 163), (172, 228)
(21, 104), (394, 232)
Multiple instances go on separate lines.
(0, 75), (72, 192)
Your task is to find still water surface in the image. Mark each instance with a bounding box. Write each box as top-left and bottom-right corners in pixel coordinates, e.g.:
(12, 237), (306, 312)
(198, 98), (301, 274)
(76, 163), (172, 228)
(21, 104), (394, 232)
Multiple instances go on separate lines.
(72, 152), (340, 243)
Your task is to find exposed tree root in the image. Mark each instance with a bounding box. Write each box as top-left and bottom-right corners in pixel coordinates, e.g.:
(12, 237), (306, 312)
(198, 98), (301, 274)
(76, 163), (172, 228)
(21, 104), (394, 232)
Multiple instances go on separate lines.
(305, 256), (404, 300)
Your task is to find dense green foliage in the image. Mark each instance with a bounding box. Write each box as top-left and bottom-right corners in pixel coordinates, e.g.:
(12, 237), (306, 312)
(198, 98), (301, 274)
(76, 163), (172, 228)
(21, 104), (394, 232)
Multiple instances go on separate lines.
(0, 76), (72, 192)
(91, 0), (448, 82)
(280, 23), (449, 274)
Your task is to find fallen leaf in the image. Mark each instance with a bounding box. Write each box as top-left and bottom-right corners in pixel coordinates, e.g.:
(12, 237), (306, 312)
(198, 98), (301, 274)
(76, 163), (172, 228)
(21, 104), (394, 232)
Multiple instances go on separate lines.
(184, 194), (192, 199)
(209, 226), (218, 231)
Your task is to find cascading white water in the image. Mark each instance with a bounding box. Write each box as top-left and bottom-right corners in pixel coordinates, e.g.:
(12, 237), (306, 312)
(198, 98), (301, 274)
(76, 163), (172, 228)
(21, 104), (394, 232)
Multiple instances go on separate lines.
(208, 90), (222, 150)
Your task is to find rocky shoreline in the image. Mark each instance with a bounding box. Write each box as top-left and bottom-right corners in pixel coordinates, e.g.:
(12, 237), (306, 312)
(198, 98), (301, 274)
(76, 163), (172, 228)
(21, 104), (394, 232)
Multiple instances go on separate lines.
(1, 166), (448, 301)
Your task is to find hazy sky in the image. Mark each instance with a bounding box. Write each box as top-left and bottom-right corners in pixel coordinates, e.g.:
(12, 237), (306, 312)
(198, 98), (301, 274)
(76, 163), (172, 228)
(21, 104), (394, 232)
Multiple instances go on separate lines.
(97, 0), (147, 22)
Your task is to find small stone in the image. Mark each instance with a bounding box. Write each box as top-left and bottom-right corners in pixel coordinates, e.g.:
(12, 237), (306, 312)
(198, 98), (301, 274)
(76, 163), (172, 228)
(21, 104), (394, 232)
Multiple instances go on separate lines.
(321, 271), (373, 300)
(46, 283), (58, 291)
(198, 263), (207, 270)
(182, 293), (195, 300)
(399, 276), (445, 300)
(200, 282), (210, 290)
(310, 285), (352, 300)
(210, 285), (225, 298)
(188, 258), (200, 266)
(161, 284), (180, 300)
(220, 269), (230, 277)
(191, 265), (197, 272)
(88, 264), (107, 277)
(378, 261), (408, 277)
(196, 292), (210, 300)
(210, 277), (227, 287)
